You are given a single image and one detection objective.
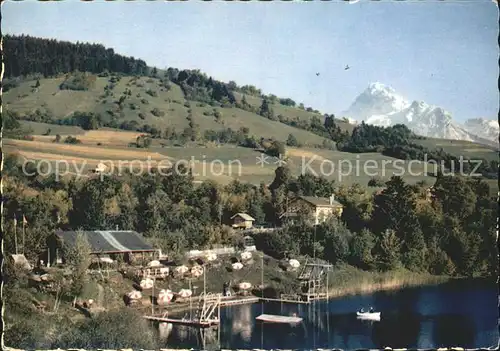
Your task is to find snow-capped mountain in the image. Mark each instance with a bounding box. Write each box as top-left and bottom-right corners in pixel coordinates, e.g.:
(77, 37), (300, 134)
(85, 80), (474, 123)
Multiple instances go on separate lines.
(344, 83), (499, 145)
(462, 118), (499, 143)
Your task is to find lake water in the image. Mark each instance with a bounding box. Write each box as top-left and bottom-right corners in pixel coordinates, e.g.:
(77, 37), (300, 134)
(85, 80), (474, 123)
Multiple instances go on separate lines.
(154, 279), (498, 350)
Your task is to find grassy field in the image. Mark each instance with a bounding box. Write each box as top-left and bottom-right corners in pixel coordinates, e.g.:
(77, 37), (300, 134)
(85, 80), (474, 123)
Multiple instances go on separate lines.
(4, 128), (442, 187)
(6, 125), (498, 195)
(413, 137), (498, 162)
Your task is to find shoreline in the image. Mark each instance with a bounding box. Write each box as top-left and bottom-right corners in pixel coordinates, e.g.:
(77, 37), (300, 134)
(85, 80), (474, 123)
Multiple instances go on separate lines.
(142, 270), (453, 316)
(325, 268), (452, 299)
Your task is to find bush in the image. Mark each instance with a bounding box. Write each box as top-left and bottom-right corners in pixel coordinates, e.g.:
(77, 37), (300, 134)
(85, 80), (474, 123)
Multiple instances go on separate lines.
(368, 177), (385, 187)
(55, 309), (156, 349)
(265, 140), (286, 158)
(138, 113), (146, 120)
(145, 89), (157, 97)
(255, 230), (295, 259)
(64, 136), (81, 144)
(214, 110), (222, 122)
(151, 108), (165, 117)
(59, 71), (96, 91)
(286, 133), (299, 147)
(140, 98), (149, 105)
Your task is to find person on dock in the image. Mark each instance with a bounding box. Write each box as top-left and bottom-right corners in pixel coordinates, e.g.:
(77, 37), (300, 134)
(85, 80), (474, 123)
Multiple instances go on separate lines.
(369, 307), (374, 313)
(223, 282), (231, 297)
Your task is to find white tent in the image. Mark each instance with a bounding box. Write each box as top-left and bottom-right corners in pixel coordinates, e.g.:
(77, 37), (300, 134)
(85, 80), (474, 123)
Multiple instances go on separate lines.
(177, 289), (192, 298)
(289, 259), (300, 269)
(240, 251), (252, 261)
(232, 262), (244, 271)
(238, 282), (252, 290)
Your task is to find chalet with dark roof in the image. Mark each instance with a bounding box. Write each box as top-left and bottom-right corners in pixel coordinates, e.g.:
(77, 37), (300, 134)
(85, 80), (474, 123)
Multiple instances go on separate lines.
(46, 230), (158, 266)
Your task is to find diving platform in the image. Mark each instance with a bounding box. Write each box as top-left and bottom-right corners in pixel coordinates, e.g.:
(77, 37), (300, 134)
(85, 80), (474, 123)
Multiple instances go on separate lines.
(256, 314), (303, 324)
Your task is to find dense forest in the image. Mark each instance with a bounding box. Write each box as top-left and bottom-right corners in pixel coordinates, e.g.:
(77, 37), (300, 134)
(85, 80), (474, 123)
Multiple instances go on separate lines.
(4, 154), (498, 279)
(3, 34), (148, 80)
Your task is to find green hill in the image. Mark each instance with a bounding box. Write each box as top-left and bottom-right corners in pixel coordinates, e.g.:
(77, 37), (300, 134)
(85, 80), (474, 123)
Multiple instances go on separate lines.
(4, 74), (333, 147)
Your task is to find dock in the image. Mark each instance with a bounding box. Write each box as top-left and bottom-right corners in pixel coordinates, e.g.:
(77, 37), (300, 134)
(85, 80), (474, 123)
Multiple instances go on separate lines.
(219, 296), (260, 306)
(144, 315), (219, 328)
(256, 313), (303, 324)
(260, 296), (310, 304)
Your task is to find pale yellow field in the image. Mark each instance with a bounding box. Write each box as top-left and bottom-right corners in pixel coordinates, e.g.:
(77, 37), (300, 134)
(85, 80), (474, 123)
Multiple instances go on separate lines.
(16, 151), (104, 166)
(286, 147), (327, 161)
(33, 130), (144, 146)
(6, 139), (173, 161)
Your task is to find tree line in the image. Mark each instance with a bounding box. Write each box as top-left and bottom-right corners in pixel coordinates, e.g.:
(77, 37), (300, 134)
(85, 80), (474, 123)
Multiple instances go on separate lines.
(3, 156), (497, 278)
(3, 34), (148, 82)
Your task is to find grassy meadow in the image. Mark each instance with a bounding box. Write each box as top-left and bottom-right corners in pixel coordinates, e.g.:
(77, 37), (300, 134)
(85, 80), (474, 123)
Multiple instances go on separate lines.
(5, 124), (443, 187)
(413, 137), (498, 162)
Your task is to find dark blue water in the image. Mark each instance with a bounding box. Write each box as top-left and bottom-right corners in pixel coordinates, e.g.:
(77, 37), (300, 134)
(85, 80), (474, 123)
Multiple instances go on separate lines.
(155, 279), (498, 350)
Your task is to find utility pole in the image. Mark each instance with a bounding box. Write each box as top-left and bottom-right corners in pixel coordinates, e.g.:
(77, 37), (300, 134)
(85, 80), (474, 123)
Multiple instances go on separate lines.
(203, 263), (206, 296)
(151, 277), (155, 316)
(22, 215), (27, 255)
(13, 214), (18, 255)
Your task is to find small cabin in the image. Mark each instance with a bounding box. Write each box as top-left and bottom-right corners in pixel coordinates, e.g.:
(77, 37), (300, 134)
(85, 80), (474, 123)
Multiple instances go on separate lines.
(231, 213), (255, 230)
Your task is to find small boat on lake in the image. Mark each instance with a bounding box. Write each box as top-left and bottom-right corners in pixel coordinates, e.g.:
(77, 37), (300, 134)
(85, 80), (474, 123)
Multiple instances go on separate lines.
(356, 311), (381, 319)
(356, 307), (381, 320)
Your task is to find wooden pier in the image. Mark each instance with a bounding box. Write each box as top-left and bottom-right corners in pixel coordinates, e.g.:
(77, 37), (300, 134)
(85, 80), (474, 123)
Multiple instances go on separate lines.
(260, 297), (310, 304)
(219, 296), (260, 306)
(144, 315), (219, 328)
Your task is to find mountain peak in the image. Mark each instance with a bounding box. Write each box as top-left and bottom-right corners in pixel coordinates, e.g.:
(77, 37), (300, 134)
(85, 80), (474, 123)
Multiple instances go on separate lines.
(345, 83), (409, 120)
(367, 82), (396, 95)
(344, 82), (499, 144)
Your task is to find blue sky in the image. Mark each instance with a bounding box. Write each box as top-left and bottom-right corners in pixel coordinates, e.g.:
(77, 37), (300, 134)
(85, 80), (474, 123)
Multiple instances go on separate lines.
(3, 0), (498, 121)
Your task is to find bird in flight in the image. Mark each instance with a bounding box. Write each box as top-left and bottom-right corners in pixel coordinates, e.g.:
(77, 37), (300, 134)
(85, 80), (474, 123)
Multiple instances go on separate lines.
(316, 72), (320, 76)
(344, 65), (350, 70)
